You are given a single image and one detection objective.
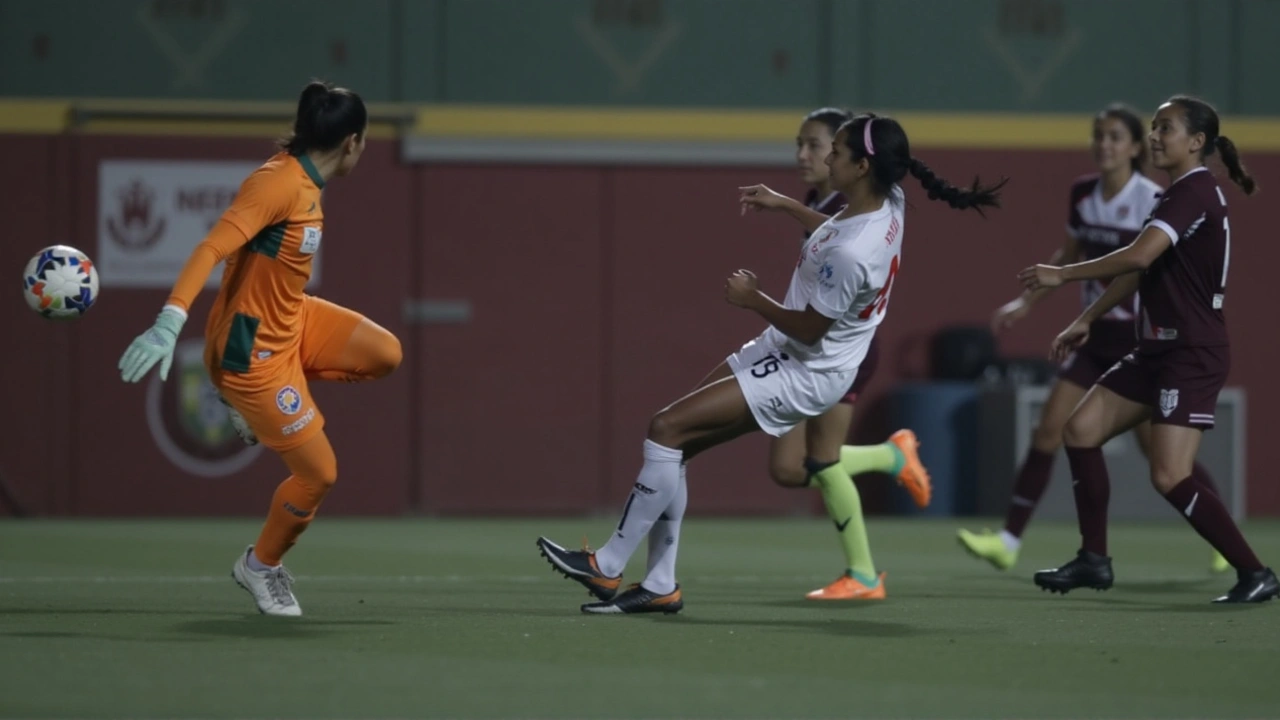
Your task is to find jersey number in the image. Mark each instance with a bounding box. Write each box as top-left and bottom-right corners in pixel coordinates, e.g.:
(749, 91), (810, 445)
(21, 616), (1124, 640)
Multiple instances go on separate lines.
(858, 255), (899, 319)
(750, 352), (789, 378)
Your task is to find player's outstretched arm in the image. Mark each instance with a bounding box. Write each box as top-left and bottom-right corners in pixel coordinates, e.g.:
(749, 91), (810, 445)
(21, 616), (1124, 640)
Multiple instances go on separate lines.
(1019, 226), (1169, 291)
(992, 234), (1080, 332)
(117, 220), (250, 383)
(738, 184), (830, 234)
(1049, 271), (1140, 362)
(118, 170), (292, 384)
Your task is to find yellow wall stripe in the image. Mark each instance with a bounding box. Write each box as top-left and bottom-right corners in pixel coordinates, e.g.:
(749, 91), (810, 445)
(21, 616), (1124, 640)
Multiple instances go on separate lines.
(4, 100), (1280, 151)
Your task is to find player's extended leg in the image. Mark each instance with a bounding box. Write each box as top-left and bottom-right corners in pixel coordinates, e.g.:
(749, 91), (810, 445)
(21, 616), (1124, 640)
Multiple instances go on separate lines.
(802, 403), (886, 600)
(231, 431), (338, 617)
(1147, 424), (1278, 603)
(1131, 421), (1230, 573)
(539, 375), (757, 614)
(1033, 385), (1148, 594)
(217, 298), (401, 447)
(959, 377), (1086, 570)
(300, 295), (402, 383)
(836, 431), (931, 508)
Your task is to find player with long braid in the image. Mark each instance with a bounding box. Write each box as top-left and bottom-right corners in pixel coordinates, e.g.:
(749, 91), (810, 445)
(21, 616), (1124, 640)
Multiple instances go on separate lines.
(728, 108), (932, 601)
(537, 113), (1005, 614)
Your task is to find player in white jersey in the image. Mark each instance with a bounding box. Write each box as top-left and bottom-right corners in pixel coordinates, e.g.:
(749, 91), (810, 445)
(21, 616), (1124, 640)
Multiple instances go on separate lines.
(536, 113), (1006, 614)
(717, 107), (933, 602)
(958, 104), (1229, 574)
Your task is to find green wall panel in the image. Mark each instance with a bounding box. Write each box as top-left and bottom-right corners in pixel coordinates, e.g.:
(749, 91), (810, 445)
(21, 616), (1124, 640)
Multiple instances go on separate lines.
(440, 0), (821, 107)
(0, 0), (395, 101)
(1236, 0), (1280, 115)
(838, 0), (1196, 113)
(397, 0), (444, 102)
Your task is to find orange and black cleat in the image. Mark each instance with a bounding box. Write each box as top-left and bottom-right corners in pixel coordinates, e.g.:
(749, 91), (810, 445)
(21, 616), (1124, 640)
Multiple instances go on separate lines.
(536, 536), (622, 601)
(888, 429), (932, 508)
(582, 583), (683, 614)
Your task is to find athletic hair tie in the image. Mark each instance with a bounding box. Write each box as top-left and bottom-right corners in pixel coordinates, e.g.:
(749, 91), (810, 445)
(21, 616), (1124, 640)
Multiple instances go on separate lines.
(863, 119), (876, 156)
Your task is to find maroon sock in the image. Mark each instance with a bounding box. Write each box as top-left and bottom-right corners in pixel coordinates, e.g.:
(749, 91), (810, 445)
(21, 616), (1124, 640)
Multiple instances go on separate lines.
(1065, 447), (1110, 556)
(1164, 476), (1263, 572)
(1003, 448), (1055, 538)
(1190, 462), (1221, 498)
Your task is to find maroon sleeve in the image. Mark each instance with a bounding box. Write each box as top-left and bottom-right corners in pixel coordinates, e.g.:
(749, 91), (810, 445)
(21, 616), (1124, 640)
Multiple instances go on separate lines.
(1145, 179), (1206, 245)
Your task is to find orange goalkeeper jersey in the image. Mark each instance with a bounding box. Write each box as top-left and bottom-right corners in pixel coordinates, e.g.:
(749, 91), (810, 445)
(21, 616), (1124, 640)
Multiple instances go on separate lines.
(165, 152), (326, 373)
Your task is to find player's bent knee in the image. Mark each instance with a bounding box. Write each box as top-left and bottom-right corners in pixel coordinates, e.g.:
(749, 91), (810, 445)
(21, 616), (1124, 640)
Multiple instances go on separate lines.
(646, 410), (684, 447)
(1031, 423), (1065, 453)
(296, 468), (338, 497)
(1062, 413), (1099, 448)
(368, 330), (403, 378)
(1149, 466), (1181, 495)
(769, 462), (807, 488)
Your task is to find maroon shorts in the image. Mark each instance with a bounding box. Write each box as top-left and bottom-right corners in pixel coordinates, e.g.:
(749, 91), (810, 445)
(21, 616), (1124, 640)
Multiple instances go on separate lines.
(1057, 345), (1126, 390)
(840, 334), (880, 405)
(1096, 345), (1230, 429)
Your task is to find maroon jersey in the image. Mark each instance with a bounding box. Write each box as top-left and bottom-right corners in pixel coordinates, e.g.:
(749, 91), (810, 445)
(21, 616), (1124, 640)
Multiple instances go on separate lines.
(1137, 167), (1230, 352)
(1066, 173), (1163, 357)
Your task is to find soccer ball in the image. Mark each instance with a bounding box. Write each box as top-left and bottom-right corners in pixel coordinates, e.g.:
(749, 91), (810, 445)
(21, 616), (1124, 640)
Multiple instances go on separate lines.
(23, 245), (100, 320)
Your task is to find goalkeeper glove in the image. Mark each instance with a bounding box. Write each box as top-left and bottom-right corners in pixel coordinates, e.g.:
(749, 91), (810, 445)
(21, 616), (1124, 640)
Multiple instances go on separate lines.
(118, 307), (187, 383)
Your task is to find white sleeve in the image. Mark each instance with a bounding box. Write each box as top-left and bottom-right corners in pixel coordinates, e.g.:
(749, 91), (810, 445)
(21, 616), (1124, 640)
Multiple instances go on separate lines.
(810, 246), (866, 319)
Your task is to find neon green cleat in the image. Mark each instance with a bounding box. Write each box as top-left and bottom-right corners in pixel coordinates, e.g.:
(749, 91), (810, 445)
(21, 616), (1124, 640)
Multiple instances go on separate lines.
(957, 528), (1019, 571)
(1211, 549), (1230, 574)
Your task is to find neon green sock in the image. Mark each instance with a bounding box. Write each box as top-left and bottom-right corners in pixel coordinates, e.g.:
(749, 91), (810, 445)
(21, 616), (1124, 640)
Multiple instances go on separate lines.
(810, 462), (876, 579)
(840, 443), (905, 477)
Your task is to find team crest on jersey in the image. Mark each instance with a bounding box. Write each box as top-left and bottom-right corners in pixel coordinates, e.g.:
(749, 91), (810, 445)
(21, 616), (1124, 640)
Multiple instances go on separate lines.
(300, 226), (322, 255)
(1159, 388), (1179, 417)
(276, 385), (303, 415)
(1117, 205), (1130, 220)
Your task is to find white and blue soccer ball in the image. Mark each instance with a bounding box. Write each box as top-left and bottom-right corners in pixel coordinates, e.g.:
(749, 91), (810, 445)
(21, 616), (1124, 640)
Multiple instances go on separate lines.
(23, 245), (100, 320)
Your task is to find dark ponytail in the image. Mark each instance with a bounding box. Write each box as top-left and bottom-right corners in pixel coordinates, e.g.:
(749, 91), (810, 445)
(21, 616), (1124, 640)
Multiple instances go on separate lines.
(1214, 135), (1257, 195)
(840, 113), (1007, 217)
(907, 158), (1007, 216)
(1168, 94), (1258, 195)
(279, 79), (367, 155)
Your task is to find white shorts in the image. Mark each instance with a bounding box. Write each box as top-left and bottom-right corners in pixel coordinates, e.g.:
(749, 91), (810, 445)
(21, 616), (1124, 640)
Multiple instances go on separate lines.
(727, 336), (855, 437)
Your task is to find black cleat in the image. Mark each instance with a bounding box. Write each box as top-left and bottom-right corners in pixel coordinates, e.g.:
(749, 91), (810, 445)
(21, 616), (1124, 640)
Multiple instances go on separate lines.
(536, 536), (622, 601)
(1212, 567), (1280, 604)
(1034, 549), (1114, 594)
(582, 583), (683, 615)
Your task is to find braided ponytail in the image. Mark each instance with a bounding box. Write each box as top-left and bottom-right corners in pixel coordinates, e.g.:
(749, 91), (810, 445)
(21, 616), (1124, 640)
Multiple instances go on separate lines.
(842, 114), (1007, 218)
(907, 158), (1008, 217)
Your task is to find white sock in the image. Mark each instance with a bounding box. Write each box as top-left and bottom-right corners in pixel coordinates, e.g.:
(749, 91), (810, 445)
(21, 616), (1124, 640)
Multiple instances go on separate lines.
(999, 530), (1022, 553)
(642, 462), (687, 595)
(595, 440), (683, 578)
(247, 548), (278, 572)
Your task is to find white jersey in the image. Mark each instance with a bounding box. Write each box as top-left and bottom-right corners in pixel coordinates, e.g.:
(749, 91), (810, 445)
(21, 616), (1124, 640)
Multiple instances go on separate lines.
(762, 186), (904, 373)
(1066, 172), (1164, 322)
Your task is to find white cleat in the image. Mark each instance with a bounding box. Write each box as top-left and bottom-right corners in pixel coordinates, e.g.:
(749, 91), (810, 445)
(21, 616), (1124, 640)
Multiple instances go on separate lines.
(219, 396), (259, 446)
(231, 546), (302, 617)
